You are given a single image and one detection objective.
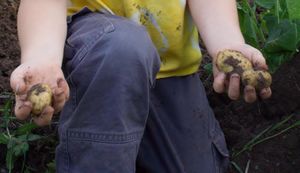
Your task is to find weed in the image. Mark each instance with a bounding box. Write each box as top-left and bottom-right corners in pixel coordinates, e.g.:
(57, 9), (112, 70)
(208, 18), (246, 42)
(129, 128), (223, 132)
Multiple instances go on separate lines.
(231, 160), (251, 173)
(0, 93), (42, 173)
(231, 113), (300, 158)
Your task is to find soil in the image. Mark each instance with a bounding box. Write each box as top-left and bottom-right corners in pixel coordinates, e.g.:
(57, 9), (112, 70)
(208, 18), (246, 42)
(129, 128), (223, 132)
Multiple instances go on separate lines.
(1, 0), (300, 172)
(207, 54), (300, 173)
(0, 0), (20, 94)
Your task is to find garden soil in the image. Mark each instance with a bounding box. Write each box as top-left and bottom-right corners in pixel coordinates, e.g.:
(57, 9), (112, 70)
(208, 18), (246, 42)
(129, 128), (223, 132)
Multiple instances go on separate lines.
(1, 0), (300, 172)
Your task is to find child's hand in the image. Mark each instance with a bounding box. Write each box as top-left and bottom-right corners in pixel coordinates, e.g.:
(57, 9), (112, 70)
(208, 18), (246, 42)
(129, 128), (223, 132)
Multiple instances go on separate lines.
(10, 61), (69, 126)
(212, 44), (272, 103)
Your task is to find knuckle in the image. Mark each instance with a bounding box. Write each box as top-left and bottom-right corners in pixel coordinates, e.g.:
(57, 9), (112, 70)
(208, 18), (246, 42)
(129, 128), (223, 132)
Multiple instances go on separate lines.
(34, 116), (51, 126)
(228, 90), (239, 100)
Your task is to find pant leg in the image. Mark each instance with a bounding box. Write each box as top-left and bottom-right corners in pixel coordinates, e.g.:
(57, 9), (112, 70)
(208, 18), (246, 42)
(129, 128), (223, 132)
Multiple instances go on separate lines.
(56, 8), (160, 173)
(136, 74), (229, 173)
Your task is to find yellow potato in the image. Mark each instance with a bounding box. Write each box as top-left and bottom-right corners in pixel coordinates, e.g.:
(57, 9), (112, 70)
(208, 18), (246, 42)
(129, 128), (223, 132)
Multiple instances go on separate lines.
(217, 49), (272, 90)
(27, 83), (52, 115)
(255, 70), (272, 90)
(216, 49), (253, 75)
(241, 70), (258, 87)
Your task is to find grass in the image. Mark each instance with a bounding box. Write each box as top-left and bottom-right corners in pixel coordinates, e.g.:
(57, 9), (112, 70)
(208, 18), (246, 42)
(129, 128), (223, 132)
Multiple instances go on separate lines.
(231, 113), (300, 172)
(231, 160), (251, 173)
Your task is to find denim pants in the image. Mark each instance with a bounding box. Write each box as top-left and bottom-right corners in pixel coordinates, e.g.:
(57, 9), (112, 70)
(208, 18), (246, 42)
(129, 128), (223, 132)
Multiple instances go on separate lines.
(56, 8), (229, 173)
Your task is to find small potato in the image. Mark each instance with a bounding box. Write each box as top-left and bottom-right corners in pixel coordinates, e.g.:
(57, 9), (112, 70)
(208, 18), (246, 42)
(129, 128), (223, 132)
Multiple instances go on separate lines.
(241, 70), (258, 87)
(27, 83), (52, 115)
(241, 70), (272, 90)
(256, 70), (272, 90)
(216, 49), (253, 75)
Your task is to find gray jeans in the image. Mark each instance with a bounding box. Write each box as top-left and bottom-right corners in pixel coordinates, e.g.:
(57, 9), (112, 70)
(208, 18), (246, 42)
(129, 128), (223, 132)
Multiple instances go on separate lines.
(56, 7), (229, 173)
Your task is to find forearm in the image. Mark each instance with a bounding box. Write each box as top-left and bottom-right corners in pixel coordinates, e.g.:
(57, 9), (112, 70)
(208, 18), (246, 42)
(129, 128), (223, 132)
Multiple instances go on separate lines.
(188, 0), (245, 58)
(18, 0), (67, 66)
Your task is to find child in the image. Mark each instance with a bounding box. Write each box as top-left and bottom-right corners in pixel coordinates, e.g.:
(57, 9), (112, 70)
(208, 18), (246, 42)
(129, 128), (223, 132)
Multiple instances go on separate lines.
(10, 0), (271, 172)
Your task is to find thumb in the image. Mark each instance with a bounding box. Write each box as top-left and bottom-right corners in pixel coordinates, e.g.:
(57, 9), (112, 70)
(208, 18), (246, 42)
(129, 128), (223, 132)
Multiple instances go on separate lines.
(10, 68), (27, 95)
(236, 45), (268, 70)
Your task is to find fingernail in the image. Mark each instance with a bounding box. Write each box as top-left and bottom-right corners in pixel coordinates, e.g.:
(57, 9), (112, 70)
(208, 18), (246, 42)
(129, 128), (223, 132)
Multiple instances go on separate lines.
(231, 74), (240, 79)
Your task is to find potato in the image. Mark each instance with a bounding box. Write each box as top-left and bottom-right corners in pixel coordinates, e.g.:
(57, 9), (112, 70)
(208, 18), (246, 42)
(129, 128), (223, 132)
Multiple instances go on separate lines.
(217, 49), (272, 90)
(241, 70), (257, 87)
(27, 83), (52, 115)
(216, 49), (253, 75)
(255, 70), (272, 90)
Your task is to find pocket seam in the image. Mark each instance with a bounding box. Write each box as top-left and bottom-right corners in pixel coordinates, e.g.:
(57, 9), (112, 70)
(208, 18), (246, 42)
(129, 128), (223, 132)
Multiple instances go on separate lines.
(67, 130), (143, 144)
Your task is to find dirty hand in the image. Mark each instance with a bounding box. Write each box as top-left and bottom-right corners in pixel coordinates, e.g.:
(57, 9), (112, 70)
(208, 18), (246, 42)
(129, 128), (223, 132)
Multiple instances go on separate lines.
(212, 44), (272, 103)
(10, 61), (69, 126)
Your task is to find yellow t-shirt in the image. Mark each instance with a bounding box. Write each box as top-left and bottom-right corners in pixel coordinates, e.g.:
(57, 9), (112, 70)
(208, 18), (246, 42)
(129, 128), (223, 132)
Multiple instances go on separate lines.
(68, 0), (202, 79)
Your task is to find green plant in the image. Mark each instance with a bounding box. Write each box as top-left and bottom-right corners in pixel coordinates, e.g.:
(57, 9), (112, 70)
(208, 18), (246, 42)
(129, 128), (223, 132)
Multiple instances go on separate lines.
(45, 160), (56, 173)
(238, 0), (300, 72)
(0, 94), (42, 173)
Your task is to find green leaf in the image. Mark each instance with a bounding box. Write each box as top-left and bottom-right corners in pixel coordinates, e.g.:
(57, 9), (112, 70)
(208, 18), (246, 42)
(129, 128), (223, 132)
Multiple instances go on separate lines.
(231, 161), (244, 173)
(276, 0), (289, 19)
(2, 99), (12, 127)
(264, 51), (293, 72)
(27, 134), (42, 141)
(16, 134), (28, 141)
(286, 0), (300, 19)
(24, 168), (32, 173)
(255, 0), (276, 9)
(0, 133), (9, 144)
(6, 148), (15, 171)
(294, 19), (300, 47)
(7, 138), (16, 149)
(13, 142), (29, 156)
(17, 134), (42, 142)
(264, 14), (279, 31)
(264, 20), (298, 52)
(238, 0), (300, 73)
(45, 161), (56, 173)
(15, 123), (38, 136)
(203, 63), (213, 75)
(239, 10), (260, 48)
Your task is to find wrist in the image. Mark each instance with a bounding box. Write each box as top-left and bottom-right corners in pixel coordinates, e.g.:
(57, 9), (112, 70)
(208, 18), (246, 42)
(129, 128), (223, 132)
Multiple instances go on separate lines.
(21, 52), (63, 67)
(19, 46), (65, 68)
(21, 56), (63, 67)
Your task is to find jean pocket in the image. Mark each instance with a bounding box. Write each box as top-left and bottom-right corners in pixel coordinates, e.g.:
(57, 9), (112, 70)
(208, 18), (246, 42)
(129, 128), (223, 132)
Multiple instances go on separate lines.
(64, 10), (115, 75)
(65, 130), (142, 173)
